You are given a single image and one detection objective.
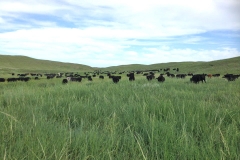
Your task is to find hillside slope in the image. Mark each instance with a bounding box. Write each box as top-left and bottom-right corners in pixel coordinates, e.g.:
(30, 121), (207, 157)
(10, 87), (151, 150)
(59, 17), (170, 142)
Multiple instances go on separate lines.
(102, 56), (240, 74)
(0, 55), (94, 73)
(0, 55), (239, 74)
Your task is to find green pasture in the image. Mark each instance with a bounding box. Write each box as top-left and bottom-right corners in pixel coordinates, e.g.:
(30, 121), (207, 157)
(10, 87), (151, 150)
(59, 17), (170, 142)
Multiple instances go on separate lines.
(0, 75), (239, 159)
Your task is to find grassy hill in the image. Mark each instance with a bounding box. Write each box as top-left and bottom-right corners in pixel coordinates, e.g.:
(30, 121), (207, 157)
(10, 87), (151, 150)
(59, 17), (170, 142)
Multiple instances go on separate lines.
(0, 55), (240, 74)
(0, 55), (94, 73)
(102, 56), (240, 74)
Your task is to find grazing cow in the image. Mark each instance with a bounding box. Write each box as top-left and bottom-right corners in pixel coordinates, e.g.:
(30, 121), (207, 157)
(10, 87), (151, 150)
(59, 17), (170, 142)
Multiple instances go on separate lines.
(72, 77), (82, 82)
(19, 77), (30, 82)
(99, 75), (104, 79)
(176, 74), (186, 78)
(112, 76), (121, 83)
(166, 72), (174, 77)
(34, 77), (39, 80)
(62, 79), (68, 84)
(222, 74), (239, 81)
(0, 78), (5, 82)
(66, 77), (82, 82)
(88, 76), (93, 81)
(212, 74), (220, 77)
(127, 73), (135, 81)
(146, 75), (154, 81)
(190, 74), (206, 83)
(7, 78), (18, 82)
(156, 75), (165, 82)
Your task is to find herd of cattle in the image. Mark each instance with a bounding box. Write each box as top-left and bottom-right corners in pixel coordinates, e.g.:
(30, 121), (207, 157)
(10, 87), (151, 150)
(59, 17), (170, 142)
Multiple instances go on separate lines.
(0, 68), (239, 84)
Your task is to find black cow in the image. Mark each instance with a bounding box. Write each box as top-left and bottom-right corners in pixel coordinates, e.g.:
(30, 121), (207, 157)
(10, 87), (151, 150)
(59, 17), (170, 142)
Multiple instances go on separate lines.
(212, 74), (220, 77)
(156, 75), (165, 82)
(19, 77), (30, 82)
(99, 75), (104, 79)
(127, 73), (135, 81)
(88, 76), (92, 81)
(62, 79), (68, 84)
(112, 76), (121, 83)
(222, 74), (239, 81)
(0, 78), (5, 82)
(176, 74), (186, 78)
(190, 74), (206, 83)
(72, 77), (82, 82)
(146, 75), (155, 81)
(7, 78), (18, 82)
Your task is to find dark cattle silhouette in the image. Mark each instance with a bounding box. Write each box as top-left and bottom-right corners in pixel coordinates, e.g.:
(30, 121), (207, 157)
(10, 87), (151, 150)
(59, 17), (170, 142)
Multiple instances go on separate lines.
(190, 74), (206, 83)
(112, 76), (121, 83)
(72, 77), (82, 82)
(99, 75), (104, 79)
(7, 78), (18, 82)
(212, 74), (220, 77)
(19, 77), (30, 82)
(176, 74), (186, 78)
(222, 74), (239, 81)
(146, 75), (154, 81)
(62, 79), (68, 84)
(0, 78), (5, 82)
(156, 75), (165, 82)
(88, 76), (93, 81)
(127, 73), (135, 81)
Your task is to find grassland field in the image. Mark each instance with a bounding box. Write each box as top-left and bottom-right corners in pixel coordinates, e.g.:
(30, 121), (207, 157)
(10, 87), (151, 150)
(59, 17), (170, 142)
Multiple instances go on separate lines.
(0, 72), (240, 159)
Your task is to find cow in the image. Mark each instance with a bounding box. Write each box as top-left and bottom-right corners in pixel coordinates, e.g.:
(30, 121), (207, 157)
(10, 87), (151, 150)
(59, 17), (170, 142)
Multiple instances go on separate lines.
(66, 77), (82, 82)
(72, 77), (82, 82)
(88, 76), (93, 81)
(212, 74), (220, 77)
(190, 74), (206, 83)
(62, 79), (68, 84)
(7, 78), (18, 82)
(207, 74), (212, 78)
(176, 74), (186, 78)
(156, 75), (165, 82)
(146, 75), (154, 81)
(222, 74), (239, 81)
(0, 78), (5, 82)
(112, 76), (121, 83)
(99, 75), (104, 79)
(18, 77), (30, 82)
(127, 73), (135, 81)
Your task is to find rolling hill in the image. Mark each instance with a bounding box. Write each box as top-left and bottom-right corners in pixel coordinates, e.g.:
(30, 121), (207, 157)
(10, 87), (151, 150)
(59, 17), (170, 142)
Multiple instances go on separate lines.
(0, 55), (239, 74)
(0, 55), (94, 73)
(102, 56), (240, 74)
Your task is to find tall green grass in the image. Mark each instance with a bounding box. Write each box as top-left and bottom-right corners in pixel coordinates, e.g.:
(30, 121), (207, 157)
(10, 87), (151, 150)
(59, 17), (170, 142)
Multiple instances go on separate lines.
(0, 77), (240, 159)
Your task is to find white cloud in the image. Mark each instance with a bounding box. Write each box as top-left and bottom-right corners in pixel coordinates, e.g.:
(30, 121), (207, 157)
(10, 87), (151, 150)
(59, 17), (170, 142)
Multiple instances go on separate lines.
(0, 0), (239, 67)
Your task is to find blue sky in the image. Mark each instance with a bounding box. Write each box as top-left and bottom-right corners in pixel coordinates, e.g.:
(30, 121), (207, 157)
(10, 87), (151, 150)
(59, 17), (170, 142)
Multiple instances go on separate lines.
(0, 0), (239, 67)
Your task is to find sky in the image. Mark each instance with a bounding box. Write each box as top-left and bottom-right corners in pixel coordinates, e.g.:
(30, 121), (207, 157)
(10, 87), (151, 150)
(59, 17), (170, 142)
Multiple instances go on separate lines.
(0, 0), (240, 67)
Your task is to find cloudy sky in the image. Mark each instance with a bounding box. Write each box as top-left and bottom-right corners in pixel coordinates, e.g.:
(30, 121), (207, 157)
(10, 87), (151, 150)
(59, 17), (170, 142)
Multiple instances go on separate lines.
(0, 0), (239, 67)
